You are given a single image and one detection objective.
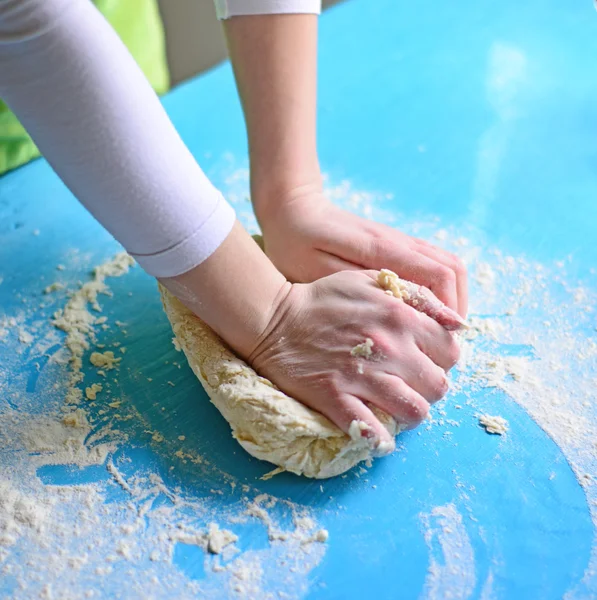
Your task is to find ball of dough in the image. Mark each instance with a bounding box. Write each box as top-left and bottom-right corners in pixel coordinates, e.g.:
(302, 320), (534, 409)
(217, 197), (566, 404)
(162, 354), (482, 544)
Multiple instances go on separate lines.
(159, 286), (399, 479)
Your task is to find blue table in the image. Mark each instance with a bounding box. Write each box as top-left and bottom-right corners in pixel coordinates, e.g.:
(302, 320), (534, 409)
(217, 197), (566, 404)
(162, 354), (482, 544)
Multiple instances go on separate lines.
(1, 1), (596, 598)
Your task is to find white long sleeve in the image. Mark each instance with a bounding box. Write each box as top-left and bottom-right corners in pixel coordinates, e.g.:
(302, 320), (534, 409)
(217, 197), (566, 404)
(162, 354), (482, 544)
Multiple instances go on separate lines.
(215, 0), (321, 19)
(0, 0), (235, 278)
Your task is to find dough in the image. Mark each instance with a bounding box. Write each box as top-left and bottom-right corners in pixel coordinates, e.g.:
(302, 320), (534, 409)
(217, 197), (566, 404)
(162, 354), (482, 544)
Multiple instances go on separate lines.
(478, 414), (508, 435)
(159, 287), (400, 479)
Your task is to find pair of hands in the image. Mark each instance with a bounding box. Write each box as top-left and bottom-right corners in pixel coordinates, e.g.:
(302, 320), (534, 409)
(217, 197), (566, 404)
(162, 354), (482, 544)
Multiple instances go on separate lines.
(246, 185), (468, 452)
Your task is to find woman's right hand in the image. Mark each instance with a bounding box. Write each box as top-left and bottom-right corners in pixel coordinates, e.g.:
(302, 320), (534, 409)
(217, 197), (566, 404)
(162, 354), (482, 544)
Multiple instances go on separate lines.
(247, 270), (461, 453)
(160, 221), (461, 454)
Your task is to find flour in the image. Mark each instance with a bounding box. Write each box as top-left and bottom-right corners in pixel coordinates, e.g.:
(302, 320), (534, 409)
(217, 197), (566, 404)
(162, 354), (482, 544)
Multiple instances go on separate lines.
(43, 282), (64, 294)
(17, 327), (33, 344)
(206, 523), (238, 554)
(0, 480), (50, 548)
(51, 252), (133, 406)
(0, 257), (332, 599)
(22, 413), (115, 467)
(3, 168), (597, 598)
(421, 504), (476, 600)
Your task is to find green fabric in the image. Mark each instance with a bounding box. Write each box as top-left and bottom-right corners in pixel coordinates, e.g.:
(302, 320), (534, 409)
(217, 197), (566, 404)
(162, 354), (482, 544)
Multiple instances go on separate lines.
(0, 0), (170, 175)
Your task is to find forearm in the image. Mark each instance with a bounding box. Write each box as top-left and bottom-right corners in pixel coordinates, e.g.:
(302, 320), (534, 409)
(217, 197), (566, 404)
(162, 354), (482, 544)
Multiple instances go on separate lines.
(223, 12), (321, 221)
(161, 221), (289, 359)
(0, 0), (294, 353)
(0, 0), (234, 278)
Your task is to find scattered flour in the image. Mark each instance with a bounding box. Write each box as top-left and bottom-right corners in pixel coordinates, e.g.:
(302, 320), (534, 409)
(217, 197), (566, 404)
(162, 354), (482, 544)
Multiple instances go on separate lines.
(421, 504), (476, 600)
(0, 249), (331, 599)
(2, 170), (597, 598)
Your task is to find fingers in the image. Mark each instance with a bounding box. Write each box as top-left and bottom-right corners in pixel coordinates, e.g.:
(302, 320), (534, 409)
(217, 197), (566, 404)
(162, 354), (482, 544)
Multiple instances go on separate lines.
(322, 392), (396, 456)
(282, 249), (360, 283)
(349, 234), (463, 317)
(413, 241), (468, 318)
(311, 213), (468, 316)
(390, 250), (461, 315)
(413, 317), (461, 371)
(396, 344), (449, 403)
(407, 285), (468, 332)
(382, 274), (468, 332)
(359, 371), (430, 430)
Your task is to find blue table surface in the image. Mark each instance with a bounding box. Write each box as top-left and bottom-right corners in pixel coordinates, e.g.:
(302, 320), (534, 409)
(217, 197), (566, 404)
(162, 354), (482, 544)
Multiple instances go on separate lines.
(1, 0), (597, 598)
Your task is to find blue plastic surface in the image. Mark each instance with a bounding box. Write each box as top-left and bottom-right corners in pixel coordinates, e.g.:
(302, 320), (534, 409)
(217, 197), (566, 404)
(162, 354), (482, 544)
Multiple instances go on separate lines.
(1, 0), (596, 598)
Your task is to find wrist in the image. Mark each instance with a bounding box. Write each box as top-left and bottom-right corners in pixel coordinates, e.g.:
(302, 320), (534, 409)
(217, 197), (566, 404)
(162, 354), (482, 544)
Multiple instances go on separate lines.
(159, 220), (290, 360)
(251, 167), (324, 228)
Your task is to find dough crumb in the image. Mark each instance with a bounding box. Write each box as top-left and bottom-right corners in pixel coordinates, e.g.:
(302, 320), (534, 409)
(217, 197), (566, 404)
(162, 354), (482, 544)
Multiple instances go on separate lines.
(85, 383), (102, 401)
(351, 338), (374, 358)
(479, 414), (508, 435)
(377, 268), (413, 301)
(348, 420), (372, 441)
(43, 282), (64, 294)
(89, 351), (120, 370)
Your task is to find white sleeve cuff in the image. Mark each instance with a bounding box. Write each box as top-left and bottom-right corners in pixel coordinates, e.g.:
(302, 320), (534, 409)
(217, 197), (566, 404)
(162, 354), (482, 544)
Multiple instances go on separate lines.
(130, 195), (236, 278)
(215, 0), (321, 20)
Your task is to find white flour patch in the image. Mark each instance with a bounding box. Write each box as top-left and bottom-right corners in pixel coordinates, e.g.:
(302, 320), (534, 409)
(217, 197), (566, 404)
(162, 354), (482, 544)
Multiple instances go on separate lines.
(420, 503), (476, 600)
(0, 249), (329, 599)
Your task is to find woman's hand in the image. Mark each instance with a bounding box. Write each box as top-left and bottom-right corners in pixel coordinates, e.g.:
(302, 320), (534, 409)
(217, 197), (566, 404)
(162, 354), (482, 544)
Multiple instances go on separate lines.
(248, 269), (461, 452)
(257, 186), (469, 318)
(161, 222), (461, 452)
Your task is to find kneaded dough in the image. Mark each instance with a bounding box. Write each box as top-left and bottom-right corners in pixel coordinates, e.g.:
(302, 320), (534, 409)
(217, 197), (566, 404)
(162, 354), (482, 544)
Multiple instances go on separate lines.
(159, 287), (401, 479)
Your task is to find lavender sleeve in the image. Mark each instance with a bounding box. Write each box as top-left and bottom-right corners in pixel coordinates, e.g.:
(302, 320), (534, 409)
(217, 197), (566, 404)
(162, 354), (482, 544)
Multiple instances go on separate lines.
(0, 0), (235, 278)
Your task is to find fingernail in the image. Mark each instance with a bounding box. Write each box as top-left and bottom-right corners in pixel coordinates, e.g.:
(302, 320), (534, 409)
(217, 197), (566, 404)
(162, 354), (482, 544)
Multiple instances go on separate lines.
(442, 308), (470, 331)
(348, 419), (375, 442)
(374, 438), (395, 457)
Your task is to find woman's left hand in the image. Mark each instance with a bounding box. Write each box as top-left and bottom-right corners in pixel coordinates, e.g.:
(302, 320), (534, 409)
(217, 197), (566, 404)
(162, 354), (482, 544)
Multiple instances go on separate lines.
(257, 187), (469, 318)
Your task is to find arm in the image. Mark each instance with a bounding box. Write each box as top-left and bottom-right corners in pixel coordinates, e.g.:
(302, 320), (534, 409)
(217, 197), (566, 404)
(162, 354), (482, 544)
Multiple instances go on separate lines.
(223, 12), (321, 226)
(222, 10), (469, 317)
(0, 0), (281, 355)
(0, 0), (461, 447)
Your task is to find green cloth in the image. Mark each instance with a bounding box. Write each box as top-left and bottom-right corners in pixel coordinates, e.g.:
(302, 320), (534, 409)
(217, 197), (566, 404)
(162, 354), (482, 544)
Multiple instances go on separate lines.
(0, 0), (170, 175)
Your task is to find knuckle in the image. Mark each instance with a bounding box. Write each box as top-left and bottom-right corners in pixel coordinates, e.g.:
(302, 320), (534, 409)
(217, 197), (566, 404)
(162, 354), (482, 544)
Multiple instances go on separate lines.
(400, 397), (429, 423)
(370, 237), (399, 262)
(446, 337), (461, 367)
(381, 301), (408, 328)
(433, 264), (456, 288)
(368, 332), (392, 358)
(323, 372), (345, 398)
(451, 255), (468, 277)
(428, 374), (449, 402)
